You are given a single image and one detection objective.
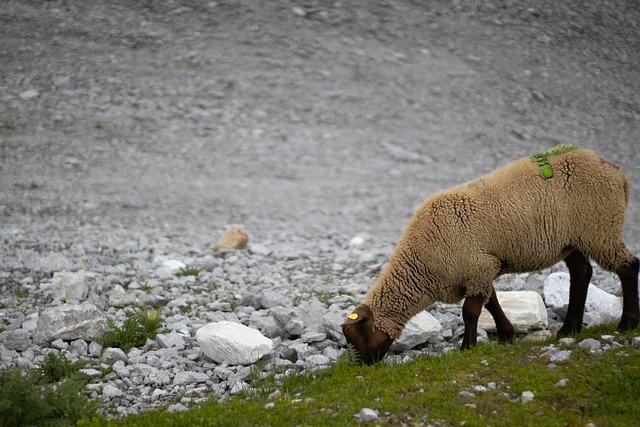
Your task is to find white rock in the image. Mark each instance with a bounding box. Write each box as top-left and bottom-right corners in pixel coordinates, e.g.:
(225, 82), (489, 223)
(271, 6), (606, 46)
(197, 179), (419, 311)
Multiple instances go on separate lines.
(578, 338), (602, 351)
(155, 259), (186, 278)
(543, 272), (622, 327)
(33, 303), (107, 343)
(297, 298), (326, 327)
(19, 89), (40, 99)
(196, 321), (273, 365)
(173, 371), (209, 386)
(393, 310), (442, 350)
(3, 329), (31, 351)
(156, 330), (187, 350)
(52, 271), (93, 301)
(521, 391), (535, 403)
(523, 329), (553, 342)
(167, 403), (188, 413)
(102, 347), (127, 365)
(478, 291), (548, 332)
(357, 408), (379, 422)
(304, 354), (331, 368)
(102, 384), (123, 399)
(348, 235), (365, 248)
(321, 307), (350, 345)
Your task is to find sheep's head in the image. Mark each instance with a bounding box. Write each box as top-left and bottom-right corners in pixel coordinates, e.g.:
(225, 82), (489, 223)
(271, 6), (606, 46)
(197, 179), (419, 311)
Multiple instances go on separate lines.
(342, 304), (393, 365)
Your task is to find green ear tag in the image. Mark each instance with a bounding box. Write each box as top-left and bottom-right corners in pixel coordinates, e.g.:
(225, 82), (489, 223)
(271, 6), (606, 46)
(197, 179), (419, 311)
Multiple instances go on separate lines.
(348, 313), (358, 320)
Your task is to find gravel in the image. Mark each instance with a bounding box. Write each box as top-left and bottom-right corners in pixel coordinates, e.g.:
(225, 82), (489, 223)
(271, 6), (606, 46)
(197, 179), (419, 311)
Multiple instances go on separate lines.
(2, 0), (639, 418)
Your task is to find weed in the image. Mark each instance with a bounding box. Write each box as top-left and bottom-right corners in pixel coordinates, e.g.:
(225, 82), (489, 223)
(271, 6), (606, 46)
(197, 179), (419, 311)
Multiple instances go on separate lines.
(98, 309), (163, 352)
(35, 352), (87, 384)
(0, 363), (98, 427)
(176, 266), (202, 277)
(139, 281), (152, 292)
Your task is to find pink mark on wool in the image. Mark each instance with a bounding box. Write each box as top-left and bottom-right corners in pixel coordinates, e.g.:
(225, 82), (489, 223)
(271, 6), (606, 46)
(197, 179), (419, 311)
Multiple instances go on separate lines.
(599, 157), (621, 170)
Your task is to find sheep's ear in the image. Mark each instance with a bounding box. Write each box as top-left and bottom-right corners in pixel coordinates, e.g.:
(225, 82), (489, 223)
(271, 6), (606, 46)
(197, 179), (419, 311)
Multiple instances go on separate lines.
(342, 305), (369, 326)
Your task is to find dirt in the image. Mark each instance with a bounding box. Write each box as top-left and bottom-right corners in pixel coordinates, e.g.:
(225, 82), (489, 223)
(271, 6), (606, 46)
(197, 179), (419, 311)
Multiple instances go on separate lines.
(1, 0), (639, 257)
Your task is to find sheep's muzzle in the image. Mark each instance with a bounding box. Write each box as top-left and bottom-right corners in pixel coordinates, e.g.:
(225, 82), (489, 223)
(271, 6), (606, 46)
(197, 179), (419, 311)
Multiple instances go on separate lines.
(342, 304), (393, 365)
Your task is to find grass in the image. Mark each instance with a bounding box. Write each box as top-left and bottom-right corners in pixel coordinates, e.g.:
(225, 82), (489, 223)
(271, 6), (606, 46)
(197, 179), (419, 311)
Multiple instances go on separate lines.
(176, 266), (202, 277)
(79, 325), (640, 427)
(0, 353), (98, 427)
(35, 352), (87, 384)
(98, 309), (163, 352)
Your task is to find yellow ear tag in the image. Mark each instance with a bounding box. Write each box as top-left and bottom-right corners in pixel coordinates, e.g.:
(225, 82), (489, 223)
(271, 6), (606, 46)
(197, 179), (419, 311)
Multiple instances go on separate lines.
(348, 313), (358, 320)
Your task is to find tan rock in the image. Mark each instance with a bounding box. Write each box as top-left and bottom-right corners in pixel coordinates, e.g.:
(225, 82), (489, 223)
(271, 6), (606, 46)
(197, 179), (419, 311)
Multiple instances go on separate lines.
(214, 227), (249, 251)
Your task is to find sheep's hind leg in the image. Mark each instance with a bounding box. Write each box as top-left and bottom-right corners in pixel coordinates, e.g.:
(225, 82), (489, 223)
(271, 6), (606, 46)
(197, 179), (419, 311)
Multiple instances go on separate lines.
(461, 295), (484, 350)
(484, 287), (515, 344)
(616, 255), (639, 331)
(557, 250), (592, 337)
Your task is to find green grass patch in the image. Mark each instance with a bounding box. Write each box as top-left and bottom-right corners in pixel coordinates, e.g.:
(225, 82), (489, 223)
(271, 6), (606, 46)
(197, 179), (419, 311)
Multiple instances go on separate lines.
(79, 325), (640, 427)
(176, 266), (202, 277)
(98, 309), (163, 352)
(0, 353), (98, 427)
(35, 352), (87, 384)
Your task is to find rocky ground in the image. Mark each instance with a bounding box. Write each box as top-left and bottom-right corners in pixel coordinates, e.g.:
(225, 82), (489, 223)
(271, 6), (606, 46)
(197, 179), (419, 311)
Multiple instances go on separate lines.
(1, 0), (640, 418)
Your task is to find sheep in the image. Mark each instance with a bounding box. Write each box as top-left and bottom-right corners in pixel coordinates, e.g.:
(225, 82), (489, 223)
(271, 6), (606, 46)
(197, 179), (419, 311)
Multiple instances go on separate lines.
(342, 145), (639, 365)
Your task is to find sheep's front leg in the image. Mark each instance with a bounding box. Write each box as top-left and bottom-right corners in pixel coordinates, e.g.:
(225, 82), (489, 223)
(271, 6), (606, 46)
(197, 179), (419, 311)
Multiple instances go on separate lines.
(484, 287), (515, 344)
(558, 250), (592, 337)
(461, 295), (484, 350)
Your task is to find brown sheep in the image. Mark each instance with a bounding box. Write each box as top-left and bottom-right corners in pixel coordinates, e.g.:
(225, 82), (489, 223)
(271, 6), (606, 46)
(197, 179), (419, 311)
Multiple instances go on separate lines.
(342, 145), (639, 365)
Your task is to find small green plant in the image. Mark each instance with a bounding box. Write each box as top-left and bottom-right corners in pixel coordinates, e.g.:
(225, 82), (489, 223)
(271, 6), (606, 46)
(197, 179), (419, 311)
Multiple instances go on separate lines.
(99, 309), (163, 352)
(176, 266), (202, 277)
(139, 281), (153, 292)
(0, 363), (98, 426)
(35, 352), (87, 384)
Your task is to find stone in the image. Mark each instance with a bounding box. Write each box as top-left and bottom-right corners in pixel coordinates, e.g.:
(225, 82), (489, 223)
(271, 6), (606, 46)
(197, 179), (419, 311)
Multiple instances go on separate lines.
(155, 259), (186, 278)
(33, 303), (108, 343)
(173, 371), (209, 386)
(19, 89), (40, 99)
(260, 289), (291, 309)
(248, 311), (284, 338)
(521, 391), (535, 403)
(548, 350), (571, 363)
(271, 306), (304, 336)
(357, 408), (379, 422)
(523, 330), (553, 342)
(52, 271), (93, 301)
(196, 321), (273, 365)
(304, 354), (331, 368)
(102, 347), (127, 365)
(156, 331), (187, 350)
(321, 306), (349, 345)
(167, 403), (188, 413)
(4, 329), (31, 351)
(543, 272), (622, 327)
(578, 338), (602, 351)
(69, 339), (88, 356)
(393, 310), (442, 350)
(214, 227), (249, 251)
(478, 291), (548, 332)
(297, 298), (326, 328)
(554, 378), (568, 388)
(102, 384), (123, 399)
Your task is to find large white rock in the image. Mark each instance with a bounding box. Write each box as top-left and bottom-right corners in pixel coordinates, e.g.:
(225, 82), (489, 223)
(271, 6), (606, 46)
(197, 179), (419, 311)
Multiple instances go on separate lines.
(52, 271), (93, 301)
(196, 321), (273, 365)
(393, 310), (442, 350)
(478, 291), (548, 332)
(543, 272), (622, 327)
